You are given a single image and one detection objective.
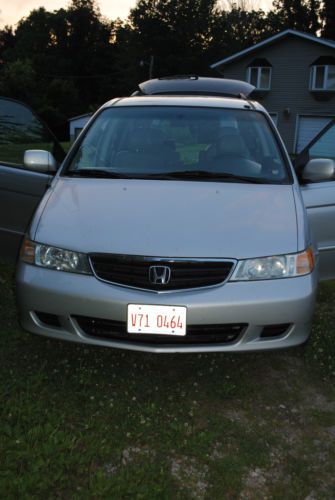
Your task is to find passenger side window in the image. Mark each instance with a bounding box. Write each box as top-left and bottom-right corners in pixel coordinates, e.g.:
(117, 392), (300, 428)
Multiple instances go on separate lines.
(0, 98), (63, 169)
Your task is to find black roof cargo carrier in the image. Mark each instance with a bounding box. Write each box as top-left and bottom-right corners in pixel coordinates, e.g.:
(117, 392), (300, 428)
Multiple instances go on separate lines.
(136, 76), (255, 98)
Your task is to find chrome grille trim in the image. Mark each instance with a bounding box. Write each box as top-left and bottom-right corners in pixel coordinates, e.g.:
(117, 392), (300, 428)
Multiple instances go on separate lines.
(89, 254), (237, 293)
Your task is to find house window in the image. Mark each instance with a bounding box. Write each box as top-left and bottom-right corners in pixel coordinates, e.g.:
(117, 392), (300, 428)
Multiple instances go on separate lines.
(310, 57), (335, 91)
(310, 65), (335, 90)
(247, 59), (272, 90)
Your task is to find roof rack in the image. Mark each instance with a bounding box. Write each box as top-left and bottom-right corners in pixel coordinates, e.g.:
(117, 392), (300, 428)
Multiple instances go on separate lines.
(135, 76), (255, 98)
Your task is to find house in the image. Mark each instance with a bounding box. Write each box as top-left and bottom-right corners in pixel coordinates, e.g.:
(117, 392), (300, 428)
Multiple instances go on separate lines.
(68, 113), (93, 141)
(210, 29), (335, 154)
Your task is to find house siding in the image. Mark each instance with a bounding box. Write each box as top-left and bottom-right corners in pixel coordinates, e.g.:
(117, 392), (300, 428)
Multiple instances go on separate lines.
(221, 36), (335, 153)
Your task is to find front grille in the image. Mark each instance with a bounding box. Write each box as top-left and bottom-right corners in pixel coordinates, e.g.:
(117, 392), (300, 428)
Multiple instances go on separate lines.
(74, 315), (246, 345)
(89, 254), (235, 291)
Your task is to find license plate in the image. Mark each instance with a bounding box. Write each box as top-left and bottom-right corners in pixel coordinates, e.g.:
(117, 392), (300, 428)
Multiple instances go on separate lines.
(127, 304), (187, 336)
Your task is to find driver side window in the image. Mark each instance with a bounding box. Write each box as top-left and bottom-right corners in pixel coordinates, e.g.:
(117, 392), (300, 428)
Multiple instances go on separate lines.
(0, 98), (61, 169)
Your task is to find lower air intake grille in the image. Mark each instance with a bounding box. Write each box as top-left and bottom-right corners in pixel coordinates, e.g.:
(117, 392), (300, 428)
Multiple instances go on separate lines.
(260, 324), (291, 339)
(89, 254), (235, 291)
(74, 315), (246, 345)
(35, 311), (61, 328)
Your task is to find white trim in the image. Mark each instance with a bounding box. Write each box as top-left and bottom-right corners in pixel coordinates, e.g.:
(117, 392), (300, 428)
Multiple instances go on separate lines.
(211, 29), (335, 69)
(247, 66), (272, 90)
(309, 64), (335, 90)
(68, 112), (93, 122)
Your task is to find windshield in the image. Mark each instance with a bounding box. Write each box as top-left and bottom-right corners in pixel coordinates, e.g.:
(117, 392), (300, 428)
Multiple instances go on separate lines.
(65, 106), (290, 183)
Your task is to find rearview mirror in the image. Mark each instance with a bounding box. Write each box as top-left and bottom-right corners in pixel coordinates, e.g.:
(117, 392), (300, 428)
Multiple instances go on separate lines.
(24, 150), (57, 173)
(302, 158), (335, 183)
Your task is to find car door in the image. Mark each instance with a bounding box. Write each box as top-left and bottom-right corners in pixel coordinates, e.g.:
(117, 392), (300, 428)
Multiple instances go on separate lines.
(295, 120), (335, 280)
(0, 97), (65, 262)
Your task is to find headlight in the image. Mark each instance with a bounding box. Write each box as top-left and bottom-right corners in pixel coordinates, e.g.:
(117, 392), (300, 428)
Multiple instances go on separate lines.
(230, 247), (315, 281)
(20, 239), (92, 275)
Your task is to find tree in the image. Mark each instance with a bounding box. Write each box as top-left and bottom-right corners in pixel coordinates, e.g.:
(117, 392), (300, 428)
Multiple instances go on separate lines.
(210, 6), (276, 63)
(1, 0), (117, 137)
(0, 59), (37, 103)
(1, 0), (326, 139)
(0, 26), (15, 64)
(272, 0), (321, 33)
(11, 8), (54, 62)
(322, 0), (335, 40)
(124, 0), (219, 77)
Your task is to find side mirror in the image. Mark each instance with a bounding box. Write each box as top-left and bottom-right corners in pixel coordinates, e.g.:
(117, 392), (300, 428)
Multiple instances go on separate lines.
(302, 158), (335, 183)
(24, 150), (57, 173)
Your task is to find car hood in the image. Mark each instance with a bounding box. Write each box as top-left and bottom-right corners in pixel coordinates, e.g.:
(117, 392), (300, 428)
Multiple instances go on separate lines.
(33, 178), (298, 259)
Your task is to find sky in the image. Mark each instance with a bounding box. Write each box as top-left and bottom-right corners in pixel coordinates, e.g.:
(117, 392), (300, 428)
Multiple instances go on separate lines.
(0, 0), (137, 27)
(0, 0), (273, 28)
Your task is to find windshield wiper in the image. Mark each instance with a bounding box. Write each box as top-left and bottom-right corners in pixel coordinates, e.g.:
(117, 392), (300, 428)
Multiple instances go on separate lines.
(66, 169), (133, 179)
(143, 170), (270, 184)
(66, 168), (271, 184)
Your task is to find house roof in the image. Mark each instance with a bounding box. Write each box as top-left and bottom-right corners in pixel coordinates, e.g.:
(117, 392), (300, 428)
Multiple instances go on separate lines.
(210, 29), (335, 69)
(68, 112), (93, 122)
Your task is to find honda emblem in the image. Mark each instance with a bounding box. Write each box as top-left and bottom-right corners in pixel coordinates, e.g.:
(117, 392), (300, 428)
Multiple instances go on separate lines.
(149, 266), (171, 285)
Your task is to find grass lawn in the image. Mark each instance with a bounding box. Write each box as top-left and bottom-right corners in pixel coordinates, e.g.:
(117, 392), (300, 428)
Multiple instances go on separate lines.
(0, 263), (334, 498)
(60, 141), (71, 153)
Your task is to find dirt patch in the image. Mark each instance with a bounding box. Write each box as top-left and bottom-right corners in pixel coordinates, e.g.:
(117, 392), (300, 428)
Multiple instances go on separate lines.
(103, 445), (156, 477)
(170, 455), (209, 499)
(239, 467), (270, 499)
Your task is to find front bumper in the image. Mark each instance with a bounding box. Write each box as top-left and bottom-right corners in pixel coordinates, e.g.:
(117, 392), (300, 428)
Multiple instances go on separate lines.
(16, 263), (318, 353)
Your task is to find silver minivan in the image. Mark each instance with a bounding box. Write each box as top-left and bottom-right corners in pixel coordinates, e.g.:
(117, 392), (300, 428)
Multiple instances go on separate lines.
(1, 77), (335, 352)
